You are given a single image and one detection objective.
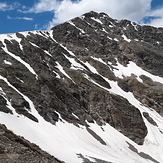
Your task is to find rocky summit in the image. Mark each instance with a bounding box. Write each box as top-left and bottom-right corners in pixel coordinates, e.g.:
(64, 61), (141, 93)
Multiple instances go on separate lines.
(0, 11), (163, 163)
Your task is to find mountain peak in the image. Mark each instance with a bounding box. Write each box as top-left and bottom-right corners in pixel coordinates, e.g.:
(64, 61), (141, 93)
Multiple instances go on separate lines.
(0, 11), (163, 163)
(82, 11), (108, 18)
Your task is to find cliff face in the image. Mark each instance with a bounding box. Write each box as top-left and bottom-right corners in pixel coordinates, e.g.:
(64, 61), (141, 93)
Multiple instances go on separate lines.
(0, 11), (163, 163)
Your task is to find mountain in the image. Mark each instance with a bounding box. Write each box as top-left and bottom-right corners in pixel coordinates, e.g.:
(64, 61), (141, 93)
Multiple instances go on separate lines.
(0, 11), (163, 163)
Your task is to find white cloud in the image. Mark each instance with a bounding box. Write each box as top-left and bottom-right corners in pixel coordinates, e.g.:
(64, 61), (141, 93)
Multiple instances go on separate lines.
(0, 2), (19, 11)
(7, 16), (33, 21)
(47, 0), (152, 28)
(0, 2), (8, 11)
(25, 0), (59, 13)
(17, 17), (33, 21)
(6, 16), (12, 19)
(148, 17), (163, 27)
(149, 6), (163, 17)
(144, 6), (163, 27)
(21, 0), (163, 28)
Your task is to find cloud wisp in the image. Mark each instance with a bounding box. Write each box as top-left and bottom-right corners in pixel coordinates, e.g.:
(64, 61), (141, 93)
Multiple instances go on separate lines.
(0, 2), (20, 11)
(7, 16), (33, 21)
(20, 0), (60, 13)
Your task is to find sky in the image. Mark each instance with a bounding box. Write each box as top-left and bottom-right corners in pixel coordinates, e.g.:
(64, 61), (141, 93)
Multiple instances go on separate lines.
(0, 0), (163, 34)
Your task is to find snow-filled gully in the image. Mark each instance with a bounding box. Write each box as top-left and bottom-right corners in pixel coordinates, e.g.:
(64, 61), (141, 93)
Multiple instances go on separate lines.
(82, 58), (163, 162)
(0, 36), (38, 79)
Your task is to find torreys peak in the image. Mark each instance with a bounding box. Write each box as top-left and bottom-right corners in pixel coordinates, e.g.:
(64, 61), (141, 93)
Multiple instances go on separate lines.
(0, 11), (163, 163)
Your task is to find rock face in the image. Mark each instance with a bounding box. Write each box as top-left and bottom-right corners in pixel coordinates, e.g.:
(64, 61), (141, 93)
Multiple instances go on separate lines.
(0, 11), (163, 163)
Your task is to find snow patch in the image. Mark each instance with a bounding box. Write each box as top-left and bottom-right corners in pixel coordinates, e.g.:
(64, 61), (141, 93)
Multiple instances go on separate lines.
(2, 45), (38, 79)
(53, 71), (61, 79)
(29, 42), (39, 48)
(60, 44), (75, 56)
(4, 60), (12, 65)
(48, 30), (55, 41)
(72, 113), (79, 120)
(114, 38), (119, 42)
(44, 50), (52, 57)
(131, 22), (138, 31)
(91, 17), (103, 24)
(0, 75), (39, 117)
(55, 62), (73, 81)
(68, 21), (85, 33)
(0, 87), (17, 115)
(91, 56), (107, 65)
(19, 31), (29, 37)
(80, 15), (85, 20)
(82, 61), (98, 74)
(109, 25), (113, 28)
(0, 33), (23, 51)
(101, 28), (108, 33)
(111, 60), (163, 84)
(107, 36), (112, 40)
(122, 34), (131, 42)
(63, 54), (86, 71)
(16, 77), (24, 83)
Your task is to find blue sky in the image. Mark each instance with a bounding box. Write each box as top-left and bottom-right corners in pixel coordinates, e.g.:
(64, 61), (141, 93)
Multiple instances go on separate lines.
(0, 0), (163, 34)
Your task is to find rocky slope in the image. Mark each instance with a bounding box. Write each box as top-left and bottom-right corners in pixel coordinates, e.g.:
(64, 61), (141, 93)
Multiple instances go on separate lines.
(0, 11), (163, 163)
(0, 124), (62, 163)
